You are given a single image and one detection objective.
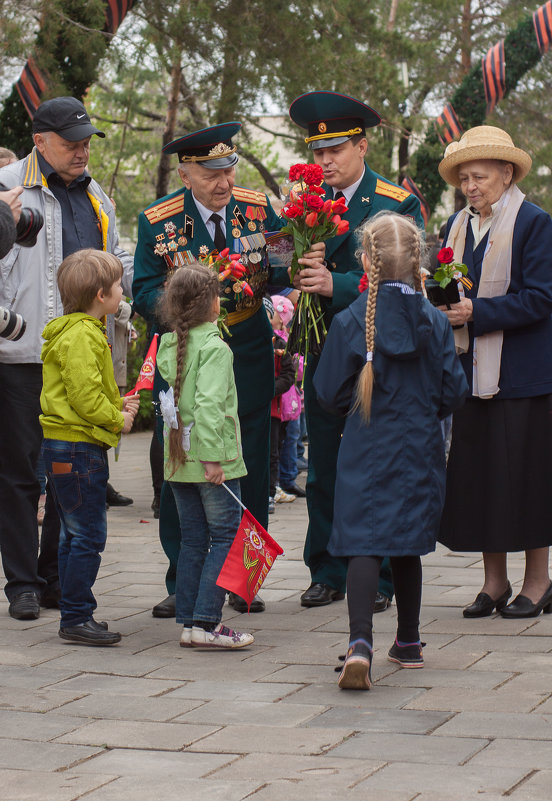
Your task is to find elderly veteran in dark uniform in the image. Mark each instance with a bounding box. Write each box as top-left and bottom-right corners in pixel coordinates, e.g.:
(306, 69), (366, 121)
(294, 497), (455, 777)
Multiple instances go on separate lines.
(288, 91), (424, 609)
(133, 123), (323, 616)
(437, 126), (552, 619)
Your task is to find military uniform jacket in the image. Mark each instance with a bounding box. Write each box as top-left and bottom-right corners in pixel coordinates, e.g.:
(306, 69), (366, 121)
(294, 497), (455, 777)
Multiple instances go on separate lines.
(132, 185), (282, 416)
(321, 164), (424, 325)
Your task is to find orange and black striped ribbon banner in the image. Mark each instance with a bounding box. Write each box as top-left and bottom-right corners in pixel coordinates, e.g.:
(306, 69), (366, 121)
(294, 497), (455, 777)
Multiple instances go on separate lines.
(434, 103), (463, 146)
(15, 55), (48, 118)
(104, 0), (136, 34)
(401, 175), (430, 227)
(15, 1), (136, 119)
(482, 40), (506, 116)
(533, 0), (552, 54)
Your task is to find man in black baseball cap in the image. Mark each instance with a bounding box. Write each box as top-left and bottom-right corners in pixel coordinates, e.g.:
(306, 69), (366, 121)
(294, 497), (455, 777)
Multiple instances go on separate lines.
(32, 96), (105, 141)
(0, 96), (133, 628)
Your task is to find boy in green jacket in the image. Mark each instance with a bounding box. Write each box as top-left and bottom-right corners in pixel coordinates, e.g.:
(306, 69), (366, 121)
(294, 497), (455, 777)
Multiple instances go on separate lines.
(40, 249), (140, 645)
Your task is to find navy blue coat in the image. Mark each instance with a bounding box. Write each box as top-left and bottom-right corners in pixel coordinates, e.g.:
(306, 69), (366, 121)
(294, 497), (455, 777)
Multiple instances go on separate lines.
(446, 200), (552, 398)
(314, 285), (468, 557)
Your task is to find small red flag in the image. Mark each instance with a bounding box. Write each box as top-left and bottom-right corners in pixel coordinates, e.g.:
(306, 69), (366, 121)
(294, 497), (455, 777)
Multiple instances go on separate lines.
(216, 508), (284, 611)
(125, 333), (158, 395)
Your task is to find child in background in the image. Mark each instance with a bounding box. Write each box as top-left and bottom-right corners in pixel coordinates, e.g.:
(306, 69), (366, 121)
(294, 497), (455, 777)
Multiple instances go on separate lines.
(40, 249), (140, 646)
(157, 263), (253, 649)
(271, 295), (306, 498)
(314, 213), (467, 690)
(268, 297), (296, 512)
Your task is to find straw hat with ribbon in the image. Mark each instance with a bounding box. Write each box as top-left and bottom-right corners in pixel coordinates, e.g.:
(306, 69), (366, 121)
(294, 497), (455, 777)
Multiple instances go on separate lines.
(438, 125), (532, 188)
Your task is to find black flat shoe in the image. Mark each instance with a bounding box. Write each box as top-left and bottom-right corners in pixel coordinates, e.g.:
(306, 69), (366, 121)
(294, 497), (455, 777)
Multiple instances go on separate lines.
(280, 482), (306, 498)
(463, 582), (512, 618)
(9, 591), (40, 620)
(374, 591), (391, 613)
(59, 620), (121, 645)
(106, 483), (133, 506)
(152, 594), (176, 618)
(300, 583), (345, 607)
(500, 582), (552, 618)
(228, 592), (265, 613)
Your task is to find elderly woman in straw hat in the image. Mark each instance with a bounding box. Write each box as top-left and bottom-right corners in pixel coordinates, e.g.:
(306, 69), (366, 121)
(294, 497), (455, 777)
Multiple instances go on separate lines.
(437, 125), (552, 619)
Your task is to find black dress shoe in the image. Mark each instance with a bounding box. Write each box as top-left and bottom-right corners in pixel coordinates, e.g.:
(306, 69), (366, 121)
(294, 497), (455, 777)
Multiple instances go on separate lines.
(300, 583), (345, 607)
(90, 618), (109, 630)
(106, 483), (133, 506)
(228, 592), (265, 613)
(152, 594), (176, 618)
(500, 582), (552, 618)
(463, 582), (512, 618)
(374, 591), (391, 613)
(280, 482), (306, 498)
(59, 620), (121, 645)
(9, 591), (40, 620)
(151, 495), (160, 519)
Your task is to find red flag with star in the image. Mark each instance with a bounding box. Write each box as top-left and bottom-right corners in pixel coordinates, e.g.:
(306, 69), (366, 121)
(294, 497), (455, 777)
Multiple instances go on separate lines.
(125, 333), (158, 395)
(216, 509), (284, 610)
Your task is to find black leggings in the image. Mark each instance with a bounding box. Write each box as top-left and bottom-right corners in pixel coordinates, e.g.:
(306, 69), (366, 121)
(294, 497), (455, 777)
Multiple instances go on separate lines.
(347, 555), (422, 646)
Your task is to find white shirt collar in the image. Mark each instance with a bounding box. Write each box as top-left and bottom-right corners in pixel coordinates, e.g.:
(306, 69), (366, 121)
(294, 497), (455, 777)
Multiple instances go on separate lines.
(333, 166), (365, 204)
(192, 192), (227, 228)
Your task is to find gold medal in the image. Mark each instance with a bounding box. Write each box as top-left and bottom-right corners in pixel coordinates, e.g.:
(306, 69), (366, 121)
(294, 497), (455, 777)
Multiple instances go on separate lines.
(232, 227), (241, 238)
(248, 220), (257, 231)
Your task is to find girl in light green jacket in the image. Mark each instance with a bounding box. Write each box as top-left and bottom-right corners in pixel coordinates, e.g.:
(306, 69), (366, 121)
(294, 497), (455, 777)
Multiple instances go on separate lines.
(157, 263), (253, 650)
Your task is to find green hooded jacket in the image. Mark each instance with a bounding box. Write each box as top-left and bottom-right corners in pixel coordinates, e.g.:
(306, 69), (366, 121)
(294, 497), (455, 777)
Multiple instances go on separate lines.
(40, 313), (124, 448)
(157, 322), (246, 483)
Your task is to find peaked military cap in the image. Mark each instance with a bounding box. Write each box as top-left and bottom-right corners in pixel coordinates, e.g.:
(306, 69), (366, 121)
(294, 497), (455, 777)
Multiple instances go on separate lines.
(163, 122), (241, 169)
(289, 91), (380, 149)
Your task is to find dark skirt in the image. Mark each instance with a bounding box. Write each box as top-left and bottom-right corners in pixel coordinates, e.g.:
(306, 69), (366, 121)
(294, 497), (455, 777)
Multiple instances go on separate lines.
(439, 395), (552, 553)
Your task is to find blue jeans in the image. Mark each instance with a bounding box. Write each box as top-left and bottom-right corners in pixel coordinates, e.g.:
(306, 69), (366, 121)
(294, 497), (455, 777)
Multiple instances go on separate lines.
(170, 479), (242, 626)
(279, 416), (300, 486)
(42, 439), (108, 627)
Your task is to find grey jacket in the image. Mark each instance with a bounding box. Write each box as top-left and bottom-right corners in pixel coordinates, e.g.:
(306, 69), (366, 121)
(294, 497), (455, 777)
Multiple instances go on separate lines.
(0, 148), (133, 363)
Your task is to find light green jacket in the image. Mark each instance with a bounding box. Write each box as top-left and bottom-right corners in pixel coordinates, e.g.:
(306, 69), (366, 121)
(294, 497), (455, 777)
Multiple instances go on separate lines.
(40, 314), (124, 448)
(157, 323), (246, 482)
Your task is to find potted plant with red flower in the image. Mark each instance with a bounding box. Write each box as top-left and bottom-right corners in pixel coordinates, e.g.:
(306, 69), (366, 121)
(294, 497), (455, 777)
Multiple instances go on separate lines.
(425, 246), (468, 309)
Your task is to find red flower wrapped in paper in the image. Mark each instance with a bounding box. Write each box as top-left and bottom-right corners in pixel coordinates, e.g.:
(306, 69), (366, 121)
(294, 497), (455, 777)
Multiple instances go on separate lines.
(281, 163), (350, 365)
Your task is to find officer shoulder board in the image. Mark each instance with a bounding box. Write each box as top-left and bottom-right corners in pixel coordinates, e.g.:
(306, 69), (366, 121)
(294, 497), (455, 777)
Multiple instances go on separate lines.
(375, 178), (411, 204)
(232, 186), (267, 207)
(144, 194), (185, 225)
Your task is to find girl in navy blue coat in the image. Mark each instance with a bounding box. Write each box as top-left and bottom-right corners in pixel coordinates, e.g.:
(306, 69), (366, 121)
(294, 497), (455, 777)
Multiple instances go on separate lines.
(314, 212), (467, 690)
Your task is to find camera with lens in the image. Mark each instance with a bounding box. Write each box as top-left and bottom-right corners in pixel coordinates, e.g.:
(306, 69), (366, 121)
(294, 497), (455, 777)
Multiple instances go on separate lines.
(0, 306), (26, 340)
(0, 181), (43, 247)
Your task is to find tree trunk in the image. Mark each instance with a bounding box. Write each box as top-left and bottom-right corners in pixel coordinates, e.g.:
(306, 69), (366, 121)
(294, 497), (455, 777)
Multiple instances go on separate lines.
(155, 55), (181, 199)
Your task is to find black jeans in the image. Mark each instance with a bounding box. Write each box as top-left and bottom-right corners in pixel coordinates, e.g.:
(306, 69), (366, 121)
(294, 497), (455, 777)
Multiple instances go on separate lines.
(0, 363), (59, 600)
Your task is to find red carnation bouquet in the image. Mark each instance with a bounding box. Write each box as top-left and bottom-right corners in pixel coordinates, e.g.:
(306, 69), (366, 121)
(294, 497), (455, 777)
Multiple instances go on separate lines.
(281, 163), (350, 362)
(199, 248), (253, 337)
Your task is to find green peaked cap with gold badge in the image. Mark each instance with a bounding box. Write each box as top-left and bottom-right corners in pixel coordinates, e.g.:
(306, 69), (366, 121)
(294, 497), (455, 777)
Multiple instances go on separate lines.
(289, 91), (380, 150)
(163, 122), (241, 169)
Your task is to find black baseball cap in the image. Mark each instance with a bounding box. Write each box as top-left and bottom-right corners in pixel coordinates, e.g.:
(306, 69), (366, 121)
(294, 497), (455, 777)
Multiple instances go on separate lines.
(32, 97), (105, 141)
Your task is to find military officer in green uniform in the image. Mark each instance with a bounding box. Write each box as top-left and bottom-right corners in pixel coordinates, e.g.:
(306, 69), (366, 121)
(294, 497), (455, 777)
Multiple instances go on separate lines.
(133, 122), (283, 616)
(288, 91), (424, 608)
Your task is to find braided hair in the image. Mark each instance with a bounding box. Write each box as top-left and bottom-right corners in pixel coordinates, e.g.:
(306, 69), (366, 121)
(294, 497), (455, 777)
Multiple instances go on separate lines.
(353, 212), (424, 422)
(158, 263), (220, 474)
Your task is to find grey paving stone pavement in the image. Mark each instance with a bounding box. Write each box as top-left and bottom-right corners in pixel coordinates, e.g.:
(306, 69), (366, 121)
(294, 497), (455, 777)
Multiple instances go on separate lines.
(1, 430), (551, 799)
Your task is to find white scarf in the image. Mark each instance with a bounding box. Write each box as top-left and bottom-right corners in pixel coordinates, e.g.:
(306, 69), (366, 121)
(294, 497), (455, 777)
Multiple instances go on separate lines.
(445, 184), (525, 399)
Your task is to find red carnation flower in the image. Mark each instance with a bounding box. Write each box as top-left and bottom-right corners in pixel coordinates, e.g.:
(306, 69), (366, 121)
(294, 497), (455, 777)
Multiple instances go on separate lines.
(306, 194), (324, 211)
(437, 247), (454, 264)
(283, 204), (303, 219)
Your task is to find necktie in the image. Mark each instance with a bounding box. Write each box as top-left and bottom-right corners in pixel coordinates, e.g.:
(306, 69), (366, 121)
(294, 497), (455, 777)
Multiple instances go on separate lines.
(334, 191), (345, 201)
(209, 213), (226, 252)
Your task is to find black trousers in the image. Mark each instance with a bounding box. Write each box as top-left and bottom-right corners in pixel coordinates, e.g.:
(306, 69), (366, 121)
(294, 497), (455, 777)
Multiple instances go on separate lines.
(0, 363), (59, 600)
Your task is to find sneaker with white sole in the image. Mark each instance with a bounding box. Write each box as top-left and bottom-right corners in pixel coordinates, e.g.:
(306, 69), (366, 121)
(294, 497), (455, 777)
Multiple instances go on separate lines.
(387, 638), (425, 668)
(191, 623), (254, 649)
(274, 485), (295, 503)
(338, 640), (373, 690)
(180, 626), (192, 648)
